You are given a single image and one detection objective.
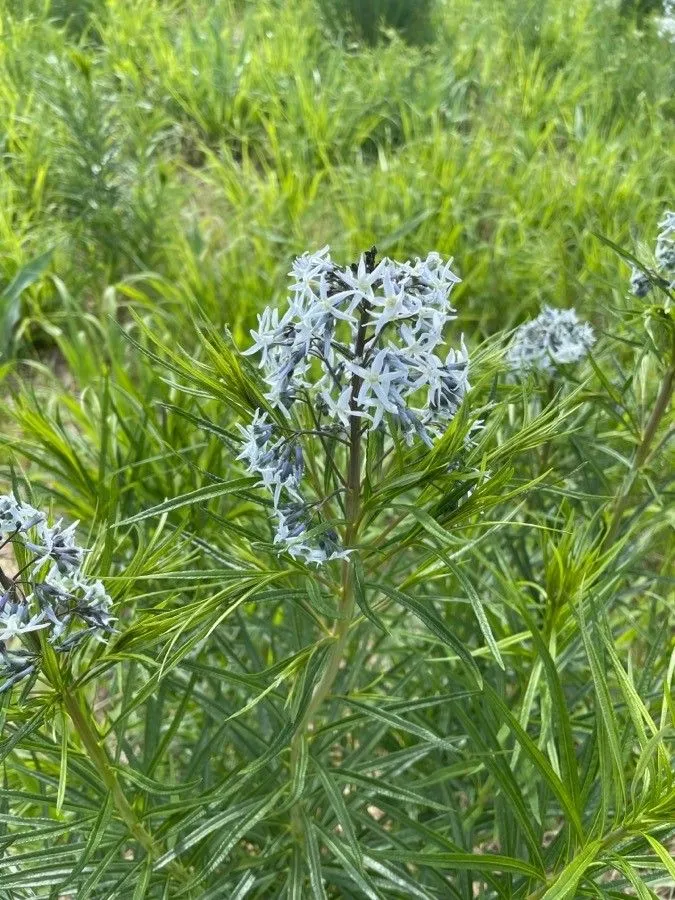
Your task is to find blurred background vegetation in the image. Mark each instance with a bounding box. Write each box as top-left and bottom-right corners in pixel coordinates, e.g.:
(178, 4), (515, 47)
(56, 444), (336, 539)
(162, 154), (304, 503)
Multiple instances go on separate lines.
(0, 0), (672, 367)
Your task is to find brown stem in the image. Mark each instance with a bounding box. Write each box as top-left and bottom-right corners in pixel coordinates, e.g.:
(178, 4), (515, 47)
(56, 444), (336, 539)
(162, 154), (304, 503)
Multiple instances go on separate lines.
(603, 360), (674, 549)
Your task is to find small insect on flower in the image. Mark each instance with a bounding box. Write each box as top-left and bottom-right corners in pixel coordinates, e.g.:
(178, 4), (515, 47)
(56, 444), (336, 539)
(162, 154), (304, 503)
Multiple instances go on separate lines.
(507, 306), (595, 374)
(237, 247), (470, 564)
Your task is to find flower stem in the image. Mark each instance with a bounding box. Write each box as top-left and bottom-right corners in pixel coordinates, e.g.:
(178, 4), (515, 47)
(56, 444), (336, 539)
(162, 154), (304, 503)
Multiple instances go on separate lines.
(41, 649), (188, 883)
(62, 691), (159, 857)
(603, 354), (674, 550)
(289, 302), (369, 805)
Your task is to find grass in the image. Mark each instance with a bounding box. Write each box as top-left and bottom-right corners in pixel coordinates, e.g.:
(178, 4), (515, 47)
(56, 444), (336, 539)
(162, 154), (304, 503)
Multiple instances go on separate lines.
(0, 0), (672, 348)
(0, 0), (673, 897)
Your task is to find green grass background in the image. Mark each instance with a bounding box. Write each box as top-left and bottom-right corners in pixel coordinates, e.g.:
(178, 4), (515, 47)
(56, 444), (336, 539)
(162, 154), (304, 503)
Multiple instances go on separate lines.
(0, 0), (673, 359)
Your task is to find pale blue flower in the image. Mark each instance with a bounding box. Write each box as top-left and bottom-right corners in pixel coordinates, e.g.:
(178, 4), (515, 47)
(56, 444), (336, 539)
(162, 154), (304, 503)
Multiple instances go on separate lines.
(508, 307), (595, 374)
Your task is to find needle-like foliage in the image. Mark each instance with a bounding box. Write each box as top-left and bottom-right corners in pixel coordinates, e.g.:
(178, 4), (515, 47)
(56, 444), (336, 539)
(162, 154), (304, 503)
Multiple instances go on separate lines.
(0, 1), (673, 897)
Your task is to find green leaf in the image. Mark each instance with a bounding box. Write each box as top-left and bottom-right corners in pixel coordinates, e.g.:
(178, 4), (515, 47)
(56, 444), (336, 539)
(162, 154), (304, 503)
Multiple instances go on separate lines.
(513, 597), (582, 817)
(56, 710), (68, 814)
(368, 582), (482, 686)
(593, 232), (670, 291)
(0, 249), (53, 357)
(154, 800), (258, 867)
(116, 476), (257, 526)
(231, 872), (256, 899)
(289, 734), (308, 804)
(111, 764), (200, 795)
(607, 856), (655, 900)
(362, 856), (439, 900)
(314, 759), (363, 868)
(353, 554), (387, 632)
(287, 847), (305, 900)
(0, 706), (49, 761)
(441, 554), (504, 669)
(303, 812), (328, 900)
(541, 841), (602, 900)
(371, 849), (542, 878)
(317, 826), (382, 900)
(481, 683), (584, 840)
(331, 765), (449, 811)
(453, 703), (545, 870)
(59, 794), (114, 892)
(341, 695), (459, 749)
(642, 833), (675, 882)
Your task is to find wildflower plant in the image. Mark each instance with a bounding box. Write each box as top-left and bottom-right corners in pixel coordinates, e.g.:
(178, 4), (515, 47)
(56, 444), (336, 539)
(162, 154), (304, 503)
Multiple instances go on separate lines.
(507, 305), (595, 374)
(1, 0), (674, 892)
(0, 494), (113, 693)
(0, 240), (673, 897)
(629, 209), (675, 297)
(238, 246), (470, 564)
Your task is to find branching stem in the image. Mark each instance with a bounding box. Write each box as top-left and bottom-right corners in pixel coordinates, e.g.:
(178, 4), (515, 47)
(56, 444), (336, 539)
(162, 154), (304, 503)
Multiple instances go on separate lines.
(603, 345), (674, 549)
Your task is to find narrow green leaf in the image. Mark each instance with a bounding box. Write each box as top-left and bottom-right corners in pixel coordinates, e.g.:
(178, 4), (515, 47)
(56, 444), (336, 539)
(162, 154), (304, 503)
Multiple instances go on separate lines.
(302, 812), (328, 900)
(363, 856), (438, 900)
(371, 849), (542, 878)
(1, 249), (53, 356)
(287, 847), (305, 900)
(231, 872), (256, 900)
(443, 555), (504, 669)
(56, 710), (68, 814)
(131, 858), (153, 900)
(330, 766), (448, 812)
(607, 856), (655, 900)
(514, 599), (582, 816)
(541, 841), (602, 900)
(116, 476), (257, 526)
(483, 683), (584, 840)
(289, 735), (308, 804)
(577, 617), (627, 815)
(314, 759), (363, 868)
(342, 695), (458, 749)
(593, 231), (670, 289)
(642, 833), (675, 881)
(317, 826), (381, 900)
(112, 764), (200, 796)
(0, 706), (49, 761)
(59, 794), (113, 892)
(368, 582), (482, 686)
(73, 834), (126, 897)
(155, 801), (256, 867)
(353, 554), (387, 633)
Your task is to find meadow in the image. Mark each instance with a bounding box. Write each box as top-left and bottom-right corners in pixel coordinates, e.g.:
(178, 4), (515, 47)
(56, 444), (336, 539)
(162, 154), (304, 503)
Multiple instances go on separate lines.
(0, 0), (674, 896)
